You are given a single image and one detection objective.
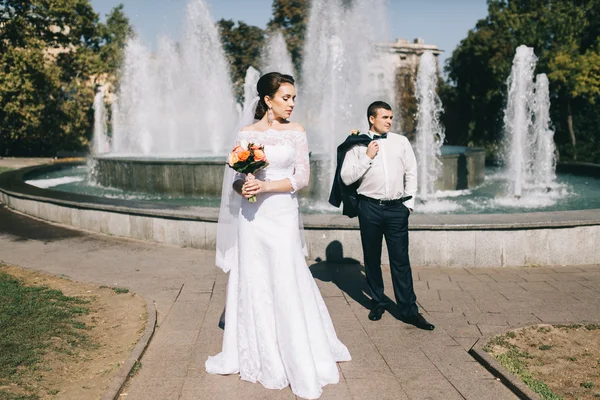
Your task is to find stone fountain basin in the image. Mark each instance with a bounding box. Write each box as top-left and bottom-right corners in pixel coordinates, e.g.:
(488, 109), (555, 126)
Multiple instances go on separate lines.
(1, 161), (599, 268)
(91, 146), (485, 197)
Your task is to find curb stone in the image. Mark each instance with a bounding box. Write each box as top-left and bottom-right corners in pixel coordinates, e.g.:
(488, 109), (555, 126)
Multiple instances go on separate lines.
(101, 298), (157, 400)
(470, 339), (540, 400)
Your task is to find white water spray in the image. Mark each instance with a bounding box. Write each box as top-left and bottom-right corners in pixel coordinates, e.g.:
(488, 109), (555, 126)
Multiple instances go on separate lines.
(415, 51), (445, 200)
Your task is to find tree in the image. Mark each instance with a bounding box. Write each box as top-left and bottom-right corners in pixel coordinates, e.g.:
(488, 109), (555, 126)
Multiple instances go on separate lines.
(217, 19), (265, 100)
(98, 4), (133, 77)
(0, 1), (132, 156)
(0, 0), (99, 53)
(267, 0), (309, 74)
(443, 0), (600, 162)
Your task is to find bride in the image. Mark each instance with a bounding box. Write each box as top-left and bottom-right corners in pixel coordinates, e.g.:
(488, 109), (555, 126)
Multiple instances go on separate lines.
(205, 72), (351, 399)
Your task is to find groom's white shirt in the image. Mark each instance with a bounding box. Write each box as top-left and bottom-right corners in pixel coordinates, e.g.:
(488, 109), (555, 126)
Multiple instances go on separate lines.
(340, 130), (417, 210)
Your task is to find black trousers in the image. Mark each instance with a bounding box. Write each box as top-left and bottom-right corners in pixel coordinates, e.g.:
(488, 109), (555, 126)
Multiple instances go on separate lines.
(358, 199), (418, 318)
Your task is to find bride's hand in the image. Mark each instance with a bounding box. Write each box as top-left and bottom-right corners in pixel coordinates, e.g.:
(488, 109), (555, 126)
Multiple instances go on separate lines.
(243, 177), (267, 197)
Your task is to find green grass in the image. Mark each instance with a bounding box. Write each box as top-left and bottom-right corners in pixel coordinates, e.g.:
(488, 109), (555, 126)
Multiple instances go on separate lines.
(0, 166), (13, 174)
(0, 270), (91, 399)
(585, 324), (600, 330)
(99, 285), (130, 294)
(130, 360), (142, 377)
(486, 333), (563, 400)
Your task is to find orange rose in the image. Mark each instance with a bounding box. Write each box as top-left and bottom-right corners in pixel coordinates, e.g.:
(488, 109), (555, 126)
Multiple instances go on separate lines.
(228, 152), (239, 166)
(238, 150), (250, 162)
(253, 149), (266, 162)
(251, 143), (261, 150)
(233, 145), (243, 153)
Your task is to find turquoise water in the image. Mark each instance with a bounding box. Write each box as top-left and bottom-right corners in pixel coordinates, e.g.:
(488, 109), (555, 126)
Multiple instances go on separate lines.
(25, 165), (600, 214)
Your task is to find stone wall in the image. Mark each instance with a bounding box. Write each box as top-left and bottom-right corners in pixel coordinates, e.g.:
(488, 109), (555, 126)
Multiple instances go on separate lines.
(2, 190), (598, 268)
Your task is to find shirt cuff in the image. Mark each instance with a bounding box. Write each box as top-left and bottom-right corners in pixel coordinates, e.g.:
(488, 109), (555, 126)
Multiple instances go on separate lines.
(404, 198), (415, 211)
(358, 152), (373, 169)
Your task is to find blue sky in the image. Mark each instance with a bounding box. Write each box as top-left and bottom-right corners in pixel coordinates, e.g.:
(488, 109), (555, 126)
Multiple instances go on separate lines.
(90, 0), (489, 74)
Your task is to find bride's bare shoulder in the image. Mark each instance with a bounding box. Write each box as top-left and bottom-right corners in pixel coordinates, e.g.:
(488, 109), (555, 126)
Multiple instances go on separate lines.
(240, 123), (260, 132)
(286, 122), (306, 132)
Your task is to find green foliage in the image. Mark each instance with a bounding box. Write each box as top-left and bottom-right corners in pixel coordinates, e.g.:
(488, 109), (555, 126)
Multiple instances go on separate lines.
(267, 0), (309, 74)
(217, 19), (265, 100)
(443, 0), (600, 163)
(97, 4), (133, 78)
(217, 0), (309, 99)
(0, 271), (91, 399)
(0, 1), (132, 156)
(130, 360), (142, 377)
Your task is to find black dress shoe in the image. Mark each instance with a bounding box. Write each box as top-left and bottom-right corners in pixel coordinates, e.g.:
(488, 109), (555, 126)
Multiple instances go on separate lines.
(368, 305), (385, 321)
(402, 313), (435, 330)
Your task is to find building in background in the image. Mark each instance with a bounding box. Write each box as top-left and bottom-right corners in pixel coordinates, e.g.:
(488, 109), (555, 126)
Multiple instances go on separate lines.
(372, 38), (443, 136)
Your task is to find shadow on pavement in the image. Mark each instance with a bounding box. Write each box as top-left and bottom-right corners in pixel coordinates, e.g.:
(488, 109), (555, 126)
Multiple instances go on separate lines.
(309, 240), (373, 310)
(310, 240), (408, 320)
(0, 204), (82, 242)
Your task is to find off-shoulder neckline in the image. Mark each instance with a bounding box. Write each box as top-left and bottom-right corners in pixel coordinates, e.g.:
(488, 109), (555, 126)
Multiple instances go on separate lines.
(239, 128), (305, 134)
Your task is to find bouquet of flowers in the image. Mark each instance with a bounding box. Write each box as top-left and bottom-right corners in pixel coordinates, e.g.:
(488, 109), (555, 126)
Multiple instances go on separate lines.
(227, 140), (269, 202)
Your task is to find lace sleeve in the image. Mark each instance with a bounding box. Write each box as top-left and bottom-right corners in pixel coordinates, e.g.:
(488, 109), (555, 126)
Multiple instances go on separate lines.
(289, 131), (310, 193)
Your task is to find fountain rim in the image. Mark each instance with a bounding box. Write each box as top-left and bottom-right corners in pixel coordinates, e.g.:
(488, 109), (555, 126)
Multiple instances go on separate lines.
(1, 161), (599, 231)
(91, 146), (486, 164)
(92, 155), (228, 165)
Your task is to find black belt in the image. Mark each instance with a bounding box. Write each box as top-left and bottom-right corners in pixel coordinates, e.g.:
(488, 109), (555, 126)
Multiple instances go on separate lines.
(359, 194), (412, 206)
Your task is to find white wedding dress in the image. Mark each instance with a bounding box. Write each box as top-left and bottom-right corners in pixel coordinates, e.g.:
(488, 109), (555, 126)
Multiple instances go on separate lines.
(206, 129), (351, 400)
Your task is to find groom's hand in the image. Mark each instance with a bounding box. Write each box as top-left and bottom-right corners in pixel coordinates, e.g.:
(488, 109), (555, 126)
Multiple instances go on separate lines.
(366, 141), (379, 159)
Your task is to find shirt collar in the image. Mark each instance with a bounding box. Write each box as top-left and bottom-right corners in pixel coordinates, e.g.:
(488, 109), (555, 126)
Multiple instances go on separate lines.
(368, 130), (388, 139)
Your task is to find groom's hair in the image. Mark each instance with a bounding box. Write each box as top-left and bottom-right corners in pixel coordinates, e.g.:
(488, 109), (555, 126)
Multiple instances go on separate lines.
(367, 101), (392, 126)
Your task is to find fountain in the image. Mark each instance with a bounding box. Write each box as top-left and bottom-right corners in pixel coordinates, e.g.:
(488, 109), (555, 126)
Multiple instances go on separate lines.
(499, 47), (563, 210)
(299, 0), (393, 153)
(415, 51), (445, 200)
(90, 0), (239, 196)
(295, 0), (394, 201)
(92, 86), (109, 155)
(531, 73), (557, 188)
(2, 0), (600, 268)
(262, 32), (295, 76)
(241, 67), (260, 114)
(413, 51), (485, 213)
(88, 0), (396, 201)
(503, 45), (538, 198)
(110, 0), (237, 156)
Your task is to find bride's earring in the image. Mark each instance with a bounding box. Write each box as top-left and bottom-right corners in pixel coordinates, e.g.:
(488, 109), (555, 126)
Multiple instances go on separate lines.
(267, 107), (274, 126)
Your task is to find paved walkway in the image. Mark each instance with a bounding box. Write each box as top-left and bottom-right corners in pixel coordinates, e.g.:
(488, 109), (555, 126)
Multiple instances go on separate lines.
(0, 157), (54, 169)
(1, 204), (599, 399)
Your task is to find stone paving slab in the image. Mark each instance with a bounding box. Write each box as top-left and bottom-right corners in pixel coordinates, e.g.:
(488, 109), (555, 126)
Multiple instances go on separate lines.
(1, 205), (600, 399)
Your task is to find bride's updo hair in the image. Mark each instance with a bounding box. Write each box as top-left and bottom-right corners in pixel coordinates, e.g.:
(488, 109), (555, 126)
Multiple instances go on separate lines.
(254, 72), (295, 120)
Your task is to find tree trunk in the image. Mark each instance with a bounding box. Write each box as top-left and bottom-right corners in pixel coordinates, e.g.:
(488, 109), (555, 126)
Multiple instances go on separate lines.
(567, 99), (576, 160)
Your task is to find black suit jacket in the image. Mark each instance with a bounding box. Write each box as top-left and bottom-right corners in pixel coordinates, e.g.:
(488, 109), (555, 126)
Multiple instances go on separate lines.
(328, 134), (372, 218)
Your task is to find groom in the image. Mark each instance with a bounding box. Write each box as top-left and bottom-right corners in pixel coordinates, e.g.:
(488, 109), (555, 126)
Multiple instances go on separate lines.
(330, 101), (434, 331)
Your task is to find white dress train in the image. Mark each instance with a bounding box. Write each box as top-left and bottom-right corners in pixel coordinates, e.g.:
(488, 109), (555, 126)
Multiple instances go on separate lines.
(206, 129), (351, 400)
